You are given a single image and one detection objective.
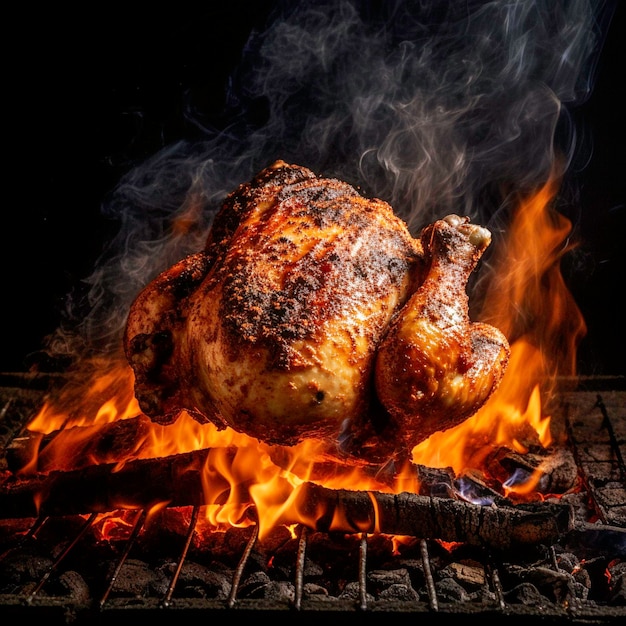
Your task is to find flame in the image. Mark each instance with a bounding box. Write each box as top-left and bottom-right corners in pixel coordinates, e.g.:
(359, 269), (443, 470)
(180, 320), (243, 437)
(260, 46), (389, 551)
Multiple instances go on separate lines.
(412, 172), (586, 475)
(92, 510), (138, 542)
(20, 172), (586, 540)
(27, 358), (140, 433)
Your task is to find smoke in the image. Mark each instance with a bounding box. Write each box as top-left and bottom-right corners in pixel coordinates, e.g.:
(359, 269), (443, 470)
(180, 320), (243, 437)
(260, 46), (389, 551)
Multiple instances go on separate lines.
(41, 0), (615, 368)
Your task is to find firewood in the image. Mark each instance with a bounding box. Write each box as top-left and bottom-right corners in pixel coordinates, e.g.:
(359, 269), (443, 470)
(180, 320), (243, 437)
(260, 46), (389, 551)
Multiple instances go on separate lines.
(0, 447), (224, 518)
(9, 417), (575, 499)
(484, 445), (579, 494)
(299, 482), (573, 549)
(5, 415), (155, 473)
(0, 448), (573, 550)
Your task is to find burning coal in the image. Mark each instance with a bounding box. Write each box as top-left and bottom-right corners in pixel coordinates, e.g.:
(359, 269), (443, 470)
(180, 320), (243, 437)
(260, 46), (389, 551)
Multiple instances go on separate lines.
(17, 0), (617, 537)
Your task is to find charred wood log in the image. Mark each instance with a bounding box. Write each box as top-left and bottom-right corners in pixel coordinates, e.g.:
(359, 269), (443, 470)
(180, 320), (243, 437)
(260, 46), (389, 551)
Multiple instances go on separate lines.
(5, 415), (156, 473)
(5, 417), (460, 497)
(484, 446), (579, 494)
(0, 448), (223, 518)
(297, 483), (573, 550)
(0, 449), (573, 550)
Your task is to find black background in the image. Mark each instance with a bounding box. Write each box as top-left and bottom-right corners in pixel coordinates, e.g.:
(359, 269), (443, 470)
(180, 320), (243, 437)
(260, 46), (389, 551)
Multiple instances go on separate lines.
(5, 2), (624, 376)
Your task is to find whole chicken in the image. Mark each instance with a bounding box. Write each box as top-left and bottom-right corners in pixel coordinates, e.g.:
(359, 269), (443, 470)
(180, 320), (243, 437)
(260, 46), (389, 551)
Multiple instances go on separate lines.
(124, 160), (509, 465)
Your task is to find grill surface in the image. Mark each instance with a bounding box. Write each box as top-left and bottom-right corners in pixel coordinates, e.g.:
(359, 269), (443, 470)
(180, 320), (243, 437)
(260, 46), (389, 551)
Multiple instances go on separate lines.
(0, 373), (624, 624)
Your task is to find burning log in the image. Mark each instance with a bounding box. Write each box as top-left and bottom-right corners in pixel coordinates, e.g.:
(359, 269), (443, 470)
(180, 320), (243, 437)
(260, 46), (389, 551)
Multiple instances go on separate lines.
(5, 414), (157, 473)
(485, 445), (579, 494)
(0, 448), (218, 518)
(299, 483), (573, 550)
(0, 448), (573, 550)
(5, 416), (463, 496)
(7, 413), (579, 497)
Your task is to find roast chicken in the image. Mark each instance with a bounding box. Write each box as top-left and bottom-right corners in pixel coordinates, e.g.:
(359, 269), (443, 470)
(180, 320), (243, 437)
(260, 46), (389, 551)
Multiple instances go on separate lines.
(124, 160), (510, 465)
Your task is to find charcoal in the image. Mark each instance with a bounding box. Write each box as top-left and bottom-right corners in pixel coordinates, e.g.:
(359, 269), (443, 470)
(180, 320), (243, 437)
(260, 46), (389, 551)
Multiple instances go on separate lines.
(439, 561), (485, 590)
(238, 570), (272, 598)
(388, 558), (426, 589)
(573, 567), (592, 592)
(572, 580), (590, 602)
(552, 550), (589, 592)
(221, 526), (258, 559)
(378, 582), (420, 601)
(198, 570), (232, 599)
(256, 525), (294, 554)
(467, 586), (498, 604)
(247, 549), (273, 573)
(504, 581), (548, 606)
(50, 570), (90, 603)
(261, 580), (295, 602)
(302, 582), (329, 598)
(164, 560), (231, 599)
(301, 559), (324, 578)
(434, 577), (470, 602)
(338, 581), (374, 603)
(237, 571), (295, 602)
(106, 558), (169, 597)
(505, 564), (579, 606)
(609, 562), (626, 605)
(367, 567), (413, 593)
(367, 568), (419, 602)
(0, 549), (53, 588)
(554, 551), (579, 573)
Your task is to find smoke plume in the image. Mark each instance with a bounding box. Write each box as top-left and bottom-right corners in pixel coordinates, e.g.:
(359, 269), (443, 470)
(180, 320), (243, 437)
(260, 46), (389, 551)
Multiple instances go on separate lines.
(41, 0), (615, 368)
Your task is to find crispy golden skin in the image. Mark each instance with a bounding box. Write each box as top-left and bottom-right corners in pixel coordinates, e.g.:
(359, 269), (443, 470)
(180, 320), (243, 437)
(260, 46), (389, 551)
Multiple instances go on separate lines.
(370, 215), (510, 458)
(124, 161), (509, 464)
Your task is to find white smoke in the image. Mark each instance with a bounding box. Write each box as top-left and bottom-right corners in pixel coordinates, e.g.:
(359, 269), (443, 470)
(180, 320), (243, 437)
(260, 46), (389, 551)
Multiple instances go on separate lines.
(41, 0), (615, 367)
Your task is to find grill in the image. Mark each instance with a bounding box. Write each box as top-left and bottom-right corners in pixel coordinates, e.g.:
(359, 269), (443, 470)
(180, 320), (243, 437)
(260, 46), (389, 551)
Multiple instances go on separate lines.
(3, 2), (623, 623)
(1, 372), (624, 624)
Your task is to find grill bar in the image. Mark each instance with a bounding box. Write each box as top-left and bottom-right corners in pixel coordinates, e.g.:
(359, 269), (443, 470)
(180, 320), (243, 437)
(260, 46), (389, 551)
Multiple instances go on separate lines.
(99, 509), (146, 608)
(562, 389), (626, 527)
(27, 512), (98, 603)
(228, 521), (259, 607)
(421, 538), (438, 611)
(294, 524), (308, 609)
(358, 533), (368, 610)
(162, 505), (200, 606)
(595, 394), (626, 478)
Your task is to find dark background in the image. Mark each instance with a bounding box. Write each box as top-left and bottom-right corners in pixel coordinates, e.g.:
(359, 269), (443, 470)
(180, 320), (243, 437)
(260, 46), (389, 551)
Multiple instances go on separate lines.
(5, 2), (624, 376)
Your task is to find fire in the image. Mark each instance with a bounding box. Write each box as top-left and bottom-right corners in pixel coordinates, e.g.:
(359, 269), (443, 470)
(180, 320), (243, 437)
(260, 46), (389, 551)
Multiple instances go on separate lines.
(19, 172), (585, 540)
(27, 358), (140, 433)
(412, 172), (586, 475)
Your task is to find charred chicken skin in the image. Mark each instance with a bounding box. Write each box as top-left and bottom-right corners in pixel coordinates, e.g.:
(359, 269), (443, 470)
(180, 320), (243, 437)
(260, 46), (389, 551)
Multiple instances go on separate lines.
(124, 161), (509, 465)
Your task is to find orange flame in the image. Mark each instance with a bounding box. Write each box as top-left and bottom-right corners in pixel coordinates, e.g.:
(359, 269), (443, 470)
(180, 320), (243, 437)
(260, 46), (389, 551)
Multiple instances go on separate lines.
(412, 173), (585, 475)
(481, 174), (586, 382)
(21, 172), (586, 539)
